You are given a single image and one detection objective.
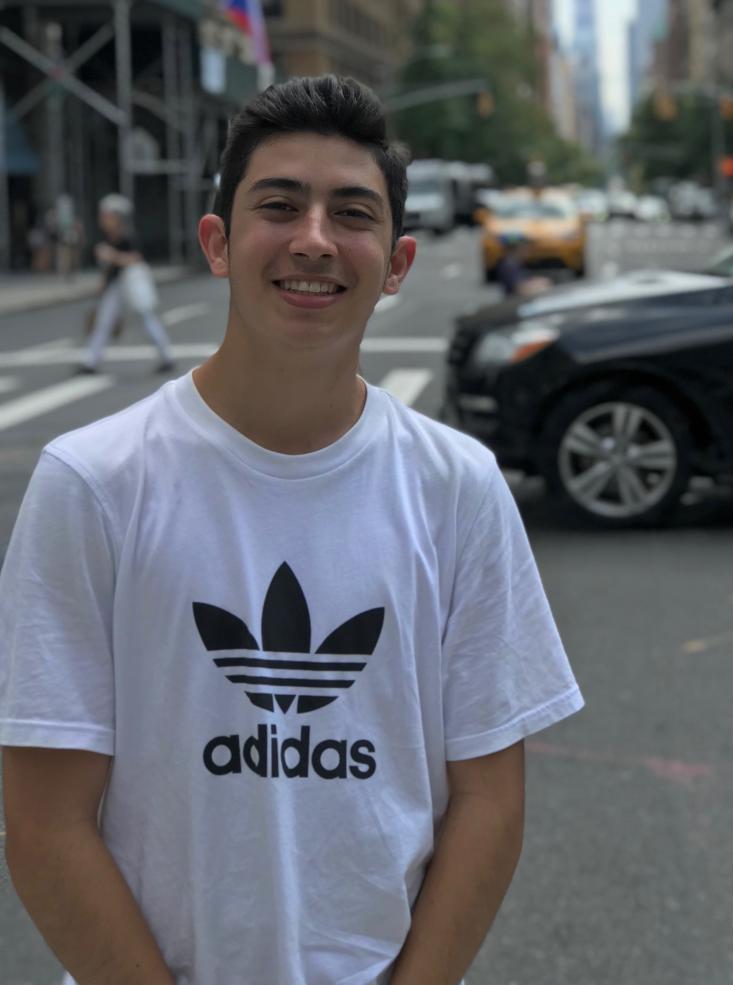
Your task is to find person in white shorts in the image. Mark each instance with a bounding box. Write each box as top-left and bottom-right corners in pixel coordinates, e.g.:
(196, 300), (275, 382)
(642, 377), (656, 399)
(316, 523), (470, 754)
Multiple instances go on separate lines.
(1, 75), (584, 985)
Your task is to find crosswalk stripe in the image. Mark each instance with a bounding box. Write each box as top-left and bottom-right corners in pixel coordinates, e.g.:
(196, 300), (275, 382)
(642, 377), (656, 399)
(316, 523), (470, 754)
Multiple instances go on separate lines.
(0, 367), (438, 430)
(374, 295), (400, 314)
(161, 302), (211, 326)
(0, 337), (449, 367)
(0, 376), (114, 431)
(0, 376), (20, 393)
(378, 369), (433, 406)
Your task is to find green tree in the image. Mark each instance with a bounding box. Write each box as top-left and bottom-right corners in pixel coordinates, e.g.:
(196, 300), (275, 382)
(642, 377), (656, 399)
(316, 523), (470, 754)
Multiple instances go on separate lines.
(619, 90), (733, 187)
(391, 0), (599, 185)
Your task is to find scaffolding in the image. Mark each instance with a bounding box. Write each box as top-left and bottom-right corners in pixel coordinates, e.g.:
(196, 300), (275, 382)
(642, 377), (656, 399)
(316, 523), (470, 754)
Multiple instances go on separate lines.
(0, 0), (261, 271)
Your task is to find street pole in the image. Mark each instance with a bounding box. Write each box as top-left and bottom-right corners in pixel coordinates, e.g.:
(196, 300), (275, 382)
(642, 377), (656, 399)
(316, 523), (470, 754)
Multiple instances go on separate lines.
(710, 2), (727, 216)
(44, 20), (64, 209)
(163, 14), (183, 264)
(114, 0), (133, 202)
(0, 77), (10, 271)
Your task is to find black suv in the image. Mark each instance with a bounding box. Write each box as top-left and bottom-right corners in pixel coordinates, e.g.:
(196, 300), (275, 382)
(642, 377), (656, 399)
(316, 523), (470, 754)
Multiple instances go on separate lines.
(442, 285), (733, 526)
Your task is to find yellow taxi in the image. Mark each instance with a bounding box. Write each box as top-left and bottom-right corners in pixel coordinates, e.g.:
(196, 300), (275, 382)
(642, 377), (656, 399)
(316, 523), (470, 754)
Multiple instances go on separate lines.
(475, 189), (587, 281)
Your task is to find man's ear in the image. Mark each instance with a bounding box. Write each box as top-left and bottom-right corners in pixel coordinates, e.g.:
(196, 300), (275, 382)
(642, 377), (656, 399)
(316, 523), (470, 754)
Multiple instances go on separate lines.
(198, 214), (229, 278)
(383, 235), (417, 295)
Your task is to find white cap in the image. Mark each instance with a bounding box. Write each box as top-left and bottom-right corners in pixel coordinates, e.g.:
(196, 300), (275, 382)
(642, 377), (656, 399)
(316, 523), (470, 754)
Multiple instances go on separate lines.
(98, 194), (133, 216)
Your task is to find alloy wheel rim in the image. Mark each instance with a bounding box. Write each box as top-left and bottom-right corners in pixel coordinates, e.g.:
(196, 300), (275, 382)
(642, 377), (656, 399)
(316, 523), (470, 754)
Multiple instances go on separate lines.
(557, 401), (678, 518)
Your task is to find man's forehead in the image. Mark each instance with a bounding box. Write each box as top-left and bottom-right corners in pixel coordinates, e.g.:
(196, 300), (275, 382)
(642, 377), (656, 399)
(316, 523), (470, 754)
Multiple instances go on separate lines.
(242, 133), (387, 197)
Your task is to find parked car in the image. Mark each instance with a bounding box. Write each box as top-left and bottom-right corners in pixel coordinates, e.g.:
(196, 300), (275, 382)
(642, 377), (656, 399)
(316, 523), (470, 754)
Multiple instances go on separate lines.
(575, 188), (608, 222)
(441, 280), (733, 526)
(635, 195), (671, 223)
(404, 160), (455, 235)
(444, 161), (494, 226)
(606, 190), (638, 219)
(668, 182), (718, 222)
(475, 189), (586, 282)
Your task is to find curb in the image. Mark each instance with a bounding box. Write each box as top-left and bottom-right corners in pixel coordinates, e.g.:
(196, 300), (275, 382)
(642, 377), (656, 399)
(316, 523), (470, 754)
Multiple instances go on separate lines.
(0, 266), (197, 317)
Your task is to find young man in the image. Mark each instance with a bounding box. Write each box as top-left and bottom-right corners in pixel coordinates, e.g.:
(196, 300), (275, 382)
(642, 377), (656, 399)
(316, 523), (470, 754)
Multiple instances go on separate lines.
(1, 76), (583, 985)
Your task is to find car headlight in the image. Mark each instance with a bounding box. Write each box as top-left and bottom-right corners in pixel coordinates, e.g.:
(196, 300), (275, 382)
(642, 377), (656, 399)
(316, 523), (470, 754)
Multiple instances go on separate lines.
(472, 320), (559, 366)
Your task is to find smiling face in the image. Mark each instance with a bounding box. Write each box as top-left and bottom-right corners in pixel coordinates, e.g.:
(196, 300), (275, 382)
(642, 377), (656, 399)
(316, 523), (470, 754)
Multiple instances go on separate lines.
(199, 132), (415, 357)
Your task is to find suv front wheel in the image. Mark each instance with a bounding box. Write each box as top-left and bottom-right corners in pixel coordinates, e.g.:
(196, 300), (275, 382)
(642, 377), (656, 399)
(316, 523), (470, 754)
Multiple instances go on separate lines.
(540, 384), (693, 526)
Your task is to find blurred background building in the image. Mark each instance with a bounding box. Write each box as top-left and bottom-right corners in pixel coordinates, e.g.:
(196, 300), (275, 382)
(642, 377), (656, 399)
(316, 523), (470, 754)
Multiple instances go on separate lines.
(0, 0), (267, 272)
(571, 0), (604, 157)
(262, 0), (422, 91)
(14, 0), (733, 276)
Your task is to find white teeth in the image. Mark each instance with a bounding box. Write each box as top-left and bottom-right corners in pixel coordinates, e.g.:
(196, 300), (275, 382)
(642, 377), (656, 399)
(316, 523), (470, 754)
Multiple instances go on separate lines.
(279, 279), (339, 295)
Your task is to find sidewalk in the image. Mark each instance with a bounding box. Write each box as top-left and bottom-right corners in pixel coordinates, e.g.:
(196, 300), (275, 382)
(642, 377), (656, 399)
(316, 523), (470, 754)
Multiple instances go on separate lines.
(0, 265), (194, 318)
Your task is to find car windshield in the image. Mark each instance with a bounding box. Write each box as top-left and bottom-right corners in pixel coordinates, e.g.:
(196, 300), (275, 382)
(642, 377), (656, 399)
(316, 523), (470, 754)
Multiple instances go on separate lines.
(488, 197), (575, 219)
(408, 177), (442, 195)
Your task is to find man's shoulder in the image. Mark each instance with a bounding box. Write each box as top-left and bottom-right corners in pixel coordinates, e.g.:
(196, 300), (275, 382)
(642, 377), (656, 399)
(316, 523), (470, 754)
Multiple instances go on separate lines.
(378, 387), (500, 493)
(44, 378), (175, 482)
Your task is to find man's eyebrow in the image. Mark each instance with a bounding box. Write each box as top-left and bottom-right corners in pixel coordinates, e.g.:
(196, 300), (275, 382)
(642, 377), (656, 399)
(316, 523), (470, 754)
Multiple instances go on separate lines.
(330, 186), (385, 210)
(248, 177), (308, 195)
(247, 177), (384, 210)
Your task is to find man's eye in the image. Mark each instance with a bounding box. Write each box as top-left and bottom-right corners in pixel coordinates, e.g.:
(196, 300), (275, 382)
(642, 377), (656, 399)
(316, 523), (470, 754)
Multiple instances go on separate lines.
(339, 209), (372, 220)
(260, 202), (295, 212)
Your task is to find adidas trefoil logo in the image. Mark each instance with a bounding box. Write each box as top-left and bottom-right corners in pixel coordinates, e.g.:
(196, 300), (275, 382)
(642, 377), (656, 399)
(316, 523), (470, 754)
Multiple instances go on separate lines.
(193, 563), (385, 716)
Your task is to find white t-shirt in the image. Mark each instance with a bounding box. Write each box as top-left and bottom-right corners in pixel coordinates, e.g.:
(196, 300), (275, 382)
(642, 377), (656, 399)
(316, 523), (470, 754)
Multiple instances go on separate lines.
(0, 373), (583, 985)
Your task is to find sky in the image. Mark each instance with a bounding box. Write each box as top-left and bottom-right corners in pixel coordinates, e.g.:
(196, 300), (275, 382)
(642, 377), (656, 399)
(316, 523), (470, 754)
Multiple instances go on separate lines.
(553, 0), (638, 133)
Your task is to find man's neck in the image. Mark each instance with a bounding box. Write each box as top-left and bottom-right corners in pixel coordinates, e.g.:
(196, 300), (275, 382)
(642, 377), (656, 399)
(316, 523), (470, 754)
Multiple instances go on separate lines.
(192, 346), (366, 456)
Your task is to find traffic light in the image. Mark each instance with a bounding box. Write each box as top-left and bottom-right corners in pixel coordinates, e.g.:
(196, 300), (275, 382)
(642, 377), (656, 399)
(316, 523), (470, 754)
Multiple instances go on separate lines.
(719, 95), (733, 120)
(476, 91), (494, 118)
(653, 89), (677, 120)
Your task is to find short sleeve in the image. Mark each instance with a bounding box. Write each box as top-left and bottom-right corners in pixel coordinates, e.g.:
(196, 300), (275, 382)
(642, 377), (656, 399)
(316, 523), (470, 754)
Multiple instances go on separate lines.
(0, 451), (117, 754)
(442, 465), (583, 760)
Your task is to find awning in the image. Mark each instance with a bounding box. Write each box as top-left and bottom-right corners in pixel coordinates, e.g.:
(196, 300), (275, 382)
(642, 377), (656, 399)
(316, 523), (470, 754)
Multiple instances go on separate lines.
(152, 0), (205, 19)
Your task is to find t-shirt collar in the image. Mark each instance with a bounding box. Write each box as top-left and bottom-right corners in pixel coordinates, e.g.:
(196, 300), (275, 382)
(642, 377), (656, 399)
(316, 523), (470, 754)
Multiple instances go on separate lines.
(170, 369), (385, 479)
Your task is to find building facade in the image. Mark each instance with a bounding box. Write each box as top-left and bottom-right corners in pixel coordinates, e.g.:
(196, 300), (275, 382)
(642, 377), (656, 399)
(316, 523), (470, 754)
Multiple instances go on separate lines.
(262, 0), (423, 92)
(0, 0), (266, 272)
(572, 0), (604, 156)
(627, 0), (668, 109)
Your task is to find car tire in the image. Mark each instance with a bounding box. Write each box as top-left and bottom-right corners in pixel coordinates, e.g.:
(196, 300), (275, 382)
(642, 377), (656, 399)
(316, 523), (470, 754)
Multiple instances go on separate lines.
(539, 383), (693, 527)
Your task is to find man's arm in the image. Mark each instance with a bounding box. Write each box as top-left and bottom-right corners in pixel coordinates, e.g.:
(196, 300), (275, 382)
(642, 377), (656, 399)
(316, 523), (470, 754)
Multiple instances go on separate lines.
(3, 747), (175, 985)
(389, 740), (525, 985)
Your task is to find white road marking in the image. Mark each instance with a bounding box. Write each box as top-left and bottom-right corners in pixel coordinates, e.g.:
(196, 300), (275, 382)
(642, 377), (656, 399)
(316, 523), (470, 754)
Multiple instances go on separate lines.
(0, 376), (20, 393)
(0, 337), (449, 367)
(0, 376), (114, 431)
(161, 302), (211, 326)
(374, 295), (401, 314)
(18, 337), (74, 351)
(442, 262), (462, 279)
(378, 369), (433, 406)
(362, 337), (447, 353)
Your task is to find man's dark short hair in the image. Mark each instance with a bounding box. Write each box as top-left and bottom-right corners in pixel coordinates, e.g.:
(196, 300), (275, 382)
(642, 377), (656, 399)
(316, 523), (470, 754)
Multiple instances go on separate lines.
(213, 75), (409, 249)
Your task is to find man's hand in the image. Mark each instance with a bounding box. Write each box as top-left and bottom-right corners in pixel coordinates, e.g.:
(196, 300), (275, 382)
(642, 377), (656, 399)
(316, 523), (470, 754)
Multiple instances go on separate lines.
(389, 741), (525, 985)
(3, 746), (175, 985)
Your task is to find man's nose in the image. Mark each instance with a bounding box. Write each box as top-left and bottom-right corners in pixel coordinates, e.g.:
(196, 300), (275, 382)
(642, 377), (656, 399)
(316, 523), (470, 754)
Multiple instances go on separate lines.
(289, 206), (336, 259)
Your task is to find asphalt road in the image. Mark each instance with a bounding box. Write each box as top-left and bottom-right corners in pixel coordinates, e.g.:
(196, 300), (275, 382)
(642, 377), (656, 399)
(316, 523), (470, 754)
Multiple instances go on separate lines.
(1, 222), (732, 985)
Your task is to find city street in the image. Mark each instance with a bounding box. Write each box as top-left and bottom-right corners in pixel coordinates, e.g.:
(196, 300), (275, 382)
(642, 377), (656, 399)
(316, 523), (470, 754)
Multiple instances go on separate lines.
(1, 222), (733, 984)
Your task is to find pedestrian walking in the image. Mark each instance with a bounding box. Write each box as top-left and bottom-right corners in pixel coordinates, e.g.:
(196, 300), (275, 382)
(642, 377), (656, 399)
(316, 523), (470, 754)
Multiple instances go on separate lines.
(1, 75), (583, 985)
(78, 193), (174, 373)
(495, 232), (552, 297)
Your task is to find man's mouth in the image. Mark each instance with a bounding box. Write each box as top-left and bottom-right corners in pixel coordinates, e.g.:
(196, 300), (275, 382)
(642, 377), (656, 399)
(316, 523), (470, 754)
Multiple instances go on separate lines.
(274, 279), (346, 296)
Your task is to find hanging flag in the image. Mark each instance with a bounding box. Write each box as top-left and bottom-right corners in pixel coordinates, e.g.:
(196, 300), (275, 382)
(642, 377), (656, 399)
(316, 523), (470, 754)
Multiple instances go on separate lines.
(220, 0), (271, 67)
